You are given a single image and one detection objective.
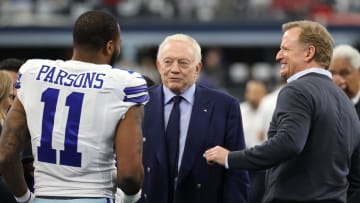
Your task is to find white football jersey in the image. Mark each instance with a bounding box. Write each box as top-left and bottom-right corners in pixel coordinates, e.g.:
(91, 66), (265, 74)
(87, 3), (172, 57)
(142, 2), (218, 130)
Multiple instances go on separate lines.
(16, 59), (149, 198)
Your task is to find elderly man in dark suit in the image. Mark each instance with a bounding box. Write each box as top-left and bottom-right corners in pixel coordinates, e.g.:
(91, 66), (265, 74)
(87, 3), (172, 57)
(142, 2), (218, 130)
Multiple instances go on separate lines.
(329, 44), (360, 118)
(204, 20), (360, 203)
(138, 34), (249, 203)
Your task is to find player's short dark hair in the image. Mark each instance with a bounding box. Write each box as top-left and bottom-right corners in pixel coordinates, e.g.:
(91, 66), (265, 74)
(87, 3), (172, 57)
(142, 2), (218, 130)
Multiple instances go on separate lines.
(0, 58), (24, 72)
(73, 10), (119, 50)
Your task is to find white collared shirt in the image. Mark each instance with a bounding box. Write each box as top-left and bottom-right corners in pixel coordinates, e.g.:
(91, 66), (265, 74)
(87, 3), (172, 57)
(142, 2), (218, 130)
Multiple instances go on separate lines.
(287, 67), (332, 83)
(351, 90), (360, 105)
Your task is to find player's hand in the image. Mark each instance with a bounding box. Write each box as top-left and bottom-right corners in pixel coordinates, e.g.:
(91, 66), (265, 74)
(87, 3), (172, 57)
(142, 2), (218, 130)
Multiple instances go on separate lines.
(203, 146), (229, 166)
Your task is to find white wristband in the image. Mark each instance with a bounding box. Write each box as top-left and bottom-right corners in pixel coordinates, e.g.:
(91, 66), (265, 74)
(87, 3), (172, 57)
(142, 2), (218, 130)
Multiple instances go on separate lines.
(115, 188), (142, 203)
(14, 189), (33, 203)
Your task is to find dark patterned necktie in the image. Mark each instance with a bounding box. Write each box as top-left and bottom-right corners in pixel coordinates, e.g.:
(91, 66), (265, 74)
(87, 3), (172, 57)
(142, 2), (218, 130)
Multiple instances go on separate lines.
(166, 95), (182, 202)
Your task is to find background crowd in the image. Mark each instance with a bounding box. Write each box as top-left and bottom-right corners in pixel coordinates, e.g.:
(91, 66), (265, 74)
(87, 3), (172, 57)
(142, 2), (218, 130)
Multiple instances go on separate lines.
(0, 1), (360, 203)
(1, 0), (360, 23)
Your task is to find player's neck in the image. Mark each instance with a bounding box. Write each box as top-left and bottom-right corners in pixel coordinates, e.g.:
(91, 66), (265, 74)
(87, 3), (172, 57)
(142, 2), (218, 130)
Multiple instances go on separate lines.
(72, 49), (109, 65)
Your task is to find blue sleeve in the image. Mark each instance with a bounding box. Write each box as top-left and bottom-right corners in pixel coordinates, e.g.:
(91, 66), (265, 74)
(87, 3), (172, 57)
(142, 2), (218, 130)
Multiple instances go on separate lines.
(123, 72), (149, 105)
(123, 84), (149, 104)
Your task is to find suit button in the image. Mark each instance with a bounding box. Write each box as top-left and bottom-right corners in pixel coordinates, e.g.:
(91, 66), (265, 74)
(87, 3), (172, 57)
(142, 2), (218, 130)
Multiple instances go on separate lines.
(143, 137), (146, 142)
(144, 193), (147, 199)
(147, 167), (151, 173)
(197, 183), (201, 189)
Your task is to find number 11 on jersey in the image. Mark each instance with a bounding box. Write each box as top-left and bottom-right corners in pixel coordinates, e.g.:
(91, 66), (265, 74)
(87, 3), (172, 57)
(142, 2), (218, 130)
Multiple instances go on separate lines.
(38, 88), (83, 167)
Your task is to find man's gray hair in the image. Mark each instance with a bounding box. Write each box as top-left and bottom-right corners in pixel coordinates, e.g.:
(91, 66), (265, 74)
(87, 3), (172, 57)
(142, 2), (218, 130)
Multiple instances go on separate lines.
(332, 44), (360, 70)
(157, 34), (202, 64)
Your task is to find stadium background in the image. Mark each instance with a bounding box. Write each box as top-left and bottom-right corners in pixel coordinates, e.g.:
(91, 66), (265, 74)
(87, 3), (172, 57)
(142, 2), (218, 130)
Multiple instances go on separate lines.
(0, 0), (359, 100)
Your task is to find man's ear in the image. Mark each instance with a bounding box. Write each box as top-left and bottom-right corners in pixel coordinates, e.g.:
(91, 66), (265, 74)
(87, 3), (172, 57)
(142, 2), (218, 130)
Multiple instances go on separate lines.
(156, 60), (161, 73)
(304, 45), (316, 62)
(196, 62), (202, 74)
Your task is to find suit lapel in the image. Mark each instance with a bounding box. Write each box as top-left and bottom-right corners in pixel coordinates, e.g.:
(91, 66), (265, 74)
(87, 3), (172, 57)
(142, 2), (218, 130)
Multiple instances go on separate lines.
(148, 85), (168, 166)
(177, 86), (214, 184)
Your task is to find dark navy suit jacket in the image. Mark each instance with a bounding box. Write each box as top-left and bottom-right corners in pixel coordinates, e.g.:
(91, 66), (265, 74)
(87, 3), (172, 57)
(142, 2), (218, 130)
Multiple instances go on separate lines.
(228, 73), (360, 203)
(138, 84), (249, 203)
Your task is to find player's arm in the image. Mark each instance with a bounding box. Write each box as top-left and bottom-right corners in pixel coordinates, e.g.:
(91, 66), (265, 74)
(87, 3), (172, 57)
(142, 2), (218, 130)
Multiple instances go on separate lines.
(115, 104), (144, 195)
(0, 98), (31, 198)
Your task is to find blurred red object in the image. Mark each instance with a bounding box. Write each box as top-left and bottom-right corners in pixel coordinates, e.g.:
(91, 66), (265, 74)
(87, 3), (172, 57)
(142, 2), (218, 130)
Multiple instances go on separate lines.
(102, 0), (120, 6)
(272, 0), (316, 12)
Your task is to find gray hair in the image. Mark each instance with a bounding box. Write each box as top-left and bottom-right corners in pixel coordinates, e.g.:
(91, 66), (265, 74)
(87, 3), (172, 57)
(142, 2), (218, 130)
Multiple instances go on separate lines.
(157, 34), (202, 64)
(332, 44), (360, 70)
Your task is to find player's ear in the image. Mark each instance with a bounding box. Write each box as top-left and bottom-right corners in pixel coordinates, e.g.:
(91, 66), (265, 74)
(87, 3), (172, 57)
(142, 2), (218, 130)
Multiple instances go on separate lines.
(104, 40), (114, 56)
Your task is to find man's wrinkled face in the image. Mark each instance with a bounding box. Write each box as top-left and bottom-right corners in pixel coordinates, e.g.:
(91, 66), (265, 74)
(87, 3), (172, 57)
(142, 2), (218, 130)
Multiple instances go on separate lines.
(329, 57), (360, 98)
(157, 40), (201, 95)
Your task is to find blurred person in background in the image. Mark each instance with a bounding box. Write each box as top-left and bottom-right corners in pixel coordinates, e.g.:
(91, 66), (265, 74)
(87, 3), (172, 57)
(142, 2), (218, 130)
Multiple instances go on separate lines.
(0, 70), (16, 203)
(239, 79), (267, 203)
(329, 44), (360, 118)
(198, 47), (227, 89)
(204, 20), (360, 203)
(136, 48), (161, 84)
(240, 80), (267, 148)
(0, 58), (24, 97)
(0, 57), (35, 192)
(139, 33), (249, 203)
(0, 71), (13, 131)
(257, 79), (286, 140)
(116, 48), (160, 85)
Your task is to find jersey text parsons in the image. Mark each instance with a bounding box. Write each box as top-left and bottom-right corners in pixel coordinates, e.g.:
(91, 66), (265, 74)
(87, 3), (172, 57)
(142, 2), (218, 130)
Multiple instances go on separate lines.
(36, 65), (105, 89)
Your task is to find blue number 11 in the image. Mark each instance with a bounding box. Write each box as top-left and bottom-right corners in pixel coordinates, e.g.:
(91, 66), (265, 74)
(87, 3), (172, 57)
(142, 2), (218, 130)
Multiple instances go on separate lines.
(37, 88), (83, 167)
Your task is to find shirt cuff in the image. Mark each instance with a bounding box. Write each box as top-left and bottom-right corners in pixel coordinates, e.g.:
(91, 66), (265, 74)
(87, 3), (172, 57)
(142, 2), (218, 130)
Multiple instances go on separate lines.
(225, 153), (229, 169)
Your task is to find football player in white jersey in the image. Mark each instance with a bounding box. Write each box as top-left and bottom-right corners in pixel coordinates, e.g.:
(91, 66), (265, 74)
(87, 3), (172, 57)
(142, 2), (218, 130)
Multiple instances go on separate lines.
(0, 10), (148, 203)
